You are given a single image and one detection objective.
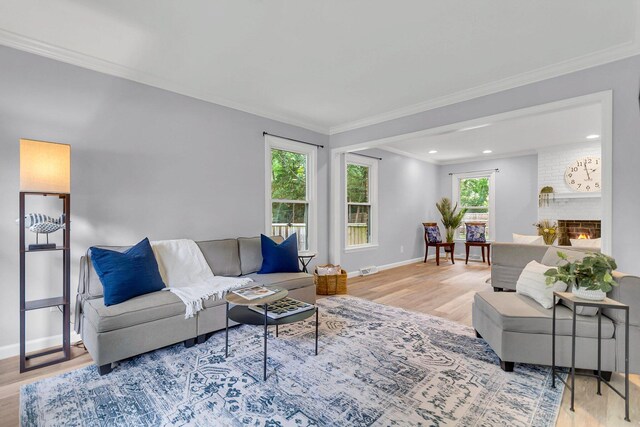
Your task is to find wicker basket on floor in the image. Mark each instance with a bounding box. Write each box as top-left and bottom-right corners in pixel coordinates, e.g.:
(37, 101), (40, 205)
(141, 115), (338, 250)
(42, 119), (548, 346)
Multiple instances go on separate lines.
(314, 265), (348, 295)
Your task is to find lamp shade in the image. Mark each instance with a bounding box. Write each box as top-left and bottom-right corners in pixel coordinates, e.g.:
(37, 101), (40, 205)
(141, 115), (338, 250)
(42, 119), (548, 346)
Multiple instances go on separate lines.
(20, 139), (70, 193)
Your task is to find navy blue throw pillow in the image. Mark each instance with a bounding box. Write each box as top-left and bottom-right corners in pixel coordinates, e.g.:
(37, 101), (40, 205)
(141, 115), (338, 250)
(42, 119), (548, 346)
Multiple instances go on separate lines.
(90, 238), (165, 306)
(258, 233), (300, 274)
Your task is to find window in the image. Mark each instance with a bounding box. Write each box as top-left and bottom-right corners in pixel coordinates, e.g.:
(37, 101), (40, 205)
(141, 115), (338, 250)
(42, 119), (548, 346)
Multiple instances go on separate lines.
(266, 136), (317, 252)
(452, 172), (495, 240)
(345, 154), (378, 249)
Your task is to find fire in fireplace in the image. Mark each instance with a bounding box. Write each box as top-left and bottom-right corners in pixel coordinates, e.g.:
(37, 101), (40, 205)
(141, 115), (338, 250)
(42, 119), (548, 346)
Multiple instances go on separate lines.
(557, 220), (601, 246)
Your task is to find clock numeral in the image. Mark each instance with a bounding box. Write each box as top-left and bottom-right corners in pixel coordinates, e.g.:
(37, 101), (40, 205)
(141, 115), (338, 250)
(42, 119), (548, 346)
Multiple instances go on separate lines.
(587, 158), (593, 164)
(568, 173), (573, 178)
(586, 185), (591, 191)
(571, 180), (575, 184)
(595, 182), (600, 188)
(577, 183), (582, 188)
(577, 161), (583, 167)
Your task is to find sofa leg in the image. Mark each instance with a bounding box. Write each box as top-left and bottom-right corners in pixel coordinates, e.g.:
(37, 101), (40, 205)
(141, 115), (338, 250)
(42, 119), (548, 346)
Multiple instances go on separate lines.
(98, 363), (113, 376)
(595, 370), (613, 381)
(184, 338), (196, 348)
(500, 360), (514, 372)
(196, 334), (208, 345)
(493, 287), (503, 292)
(475, 330), (483, 339)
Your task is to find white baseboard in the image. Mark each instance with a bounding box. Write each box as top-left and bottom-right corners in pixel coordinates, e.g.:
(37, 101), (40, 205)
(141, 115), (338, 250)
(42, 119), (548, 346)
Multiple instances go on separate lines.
(347, 252), (487, 278)
(0, 331), (82, 361)
(347, 257), (423, 278)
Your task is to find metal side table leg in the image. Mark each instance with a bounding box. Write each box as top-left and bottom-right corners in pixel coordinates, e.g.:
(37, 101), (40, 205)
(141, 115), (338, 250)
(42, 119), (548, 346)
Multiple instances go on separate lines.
(597, 309), (602, 395)
(225, 302), (229, 357)
(625, 308), (630, 422)
(552, 295), (556, 388)
(315, 307), (319, 356)
(264, 303), (268, 381)
(571, 310), (577, 412)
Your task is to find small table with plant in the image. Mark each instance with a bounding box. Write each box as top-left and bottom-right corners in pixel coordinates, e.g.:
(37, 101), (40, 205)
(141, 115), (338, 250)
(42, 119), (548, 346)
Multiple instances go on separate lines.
(546, 252), (631, 422)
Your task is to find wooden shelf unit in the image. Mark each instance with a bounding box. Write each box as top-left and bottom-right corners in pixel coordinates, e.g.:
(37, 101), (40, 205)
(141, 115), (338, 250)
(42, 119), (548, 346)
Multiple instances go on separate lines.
(19, 192), (71, 372)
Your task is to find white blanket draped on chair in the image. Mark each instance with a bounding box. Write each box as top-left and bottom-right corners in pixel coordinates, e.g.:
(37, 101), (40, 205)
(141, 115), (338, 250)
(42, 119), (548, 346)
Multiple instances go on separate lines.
(151, 239), (252, 318)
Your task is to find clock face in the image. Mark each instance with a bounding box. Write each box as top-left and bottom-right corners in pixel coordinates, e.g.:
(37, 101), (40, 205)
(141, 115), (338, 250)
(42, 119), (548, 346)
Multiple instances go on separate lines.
(564, 156), (601, 192)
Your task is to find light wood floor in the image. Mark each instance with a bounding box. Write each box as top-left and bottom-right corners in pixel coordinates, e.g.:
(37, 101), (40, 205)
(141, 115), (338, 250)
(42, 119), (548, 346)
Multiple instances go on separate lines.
(1, 261), (637, 426)
(348, 260), (640, 427)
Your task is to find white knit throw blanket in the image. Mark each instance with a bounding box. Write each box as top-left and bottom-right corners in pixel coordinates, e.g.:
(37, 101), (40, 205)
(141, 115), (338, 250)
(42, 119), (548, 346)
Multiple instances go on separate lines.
(151, 239), (252, 318)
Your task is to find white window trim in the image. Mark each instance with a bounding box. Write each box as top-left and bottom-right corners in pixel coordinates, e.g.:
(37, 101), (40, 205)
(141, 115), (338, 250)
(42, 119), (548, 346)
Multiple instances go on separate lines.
(265, 135), (318, 253)
(344, 153), (379, 251)
(451, 170), (496, 242)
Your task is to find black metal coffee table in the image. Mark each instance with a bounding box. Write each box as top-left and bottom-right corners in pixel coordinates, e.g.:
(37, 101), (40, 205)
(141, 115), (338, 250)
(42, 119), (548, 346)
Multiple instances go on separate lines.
(225, 287), (319, 380)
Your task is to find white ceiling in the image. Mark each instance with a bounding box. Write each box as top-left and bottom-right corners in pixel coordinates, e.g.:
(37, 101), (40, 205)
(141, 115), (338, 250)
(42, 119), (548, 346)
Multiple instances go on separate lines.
(0, 1), (638, 134)
(380, 102), (602, 164)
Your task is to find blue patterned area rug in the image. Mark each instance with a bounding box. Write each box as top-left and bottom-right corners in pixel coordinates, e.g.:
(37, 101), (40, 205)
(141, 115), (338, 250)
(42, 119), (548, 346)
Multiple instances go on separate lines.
(21, 296), (563, 426)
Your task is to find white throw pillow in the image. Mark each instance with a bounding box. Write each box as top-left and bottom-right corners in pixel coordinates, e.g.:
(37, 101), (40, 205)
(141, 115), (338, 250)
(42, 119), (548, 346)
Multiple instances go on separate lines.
(516, 261), (568, 309)
(570, 238), (601, 249)
(513, 234), (544, 245)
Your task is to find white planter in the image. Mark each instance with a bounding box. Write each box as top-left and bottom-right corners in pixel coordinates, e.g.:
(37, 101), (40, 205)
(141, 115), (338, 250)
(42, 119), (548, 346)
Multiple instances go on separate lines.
(572, 285), (606, 301)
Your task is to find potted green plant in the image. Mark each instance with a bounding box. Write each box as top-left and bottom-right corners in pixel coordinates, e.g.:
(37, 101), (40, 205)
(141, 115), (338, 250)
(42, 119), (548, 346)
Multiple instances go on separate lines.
(435, 197), (467, 243)
(544, 252), (618, 300)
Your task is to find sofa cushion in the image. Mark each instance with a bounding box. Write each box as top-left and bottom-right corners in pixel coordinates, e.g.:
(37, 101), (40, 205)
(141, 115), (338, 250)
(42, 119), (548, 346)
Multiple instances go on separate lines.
(83, 291), (185, 333)
(473, 291), (614, 339)
(84, 245), (133, 298)
(238, 237), (262, 275)
(541, 247), (592, 266)
(238, 236), (284, 275)
(196, 239), (241, 277)
(258, 233), (300, 274)
(90, 238), (166, 306)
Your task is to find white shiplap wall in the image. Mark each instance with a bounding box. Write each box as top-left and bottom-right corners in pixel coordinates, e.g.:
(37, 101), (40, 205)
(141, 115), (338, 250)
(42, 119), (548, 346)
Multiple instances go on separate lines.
(538, 142), (602, 221)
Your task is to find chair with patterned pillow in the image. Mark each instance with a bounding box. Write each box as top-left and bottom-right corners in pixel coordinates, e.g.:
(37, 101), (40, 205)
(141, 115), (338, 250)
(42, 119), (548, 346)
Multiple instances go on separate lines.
(464, 222), (491, 266)
(422, 222), (455, 266)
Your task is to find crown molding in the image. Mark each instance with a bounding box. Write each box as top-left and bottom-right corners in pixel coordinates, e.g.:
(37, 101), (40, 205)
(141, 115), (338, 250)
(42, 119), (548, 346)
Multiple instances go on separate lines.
(330, 38), (640, 135)
(0, 29), (330, 135)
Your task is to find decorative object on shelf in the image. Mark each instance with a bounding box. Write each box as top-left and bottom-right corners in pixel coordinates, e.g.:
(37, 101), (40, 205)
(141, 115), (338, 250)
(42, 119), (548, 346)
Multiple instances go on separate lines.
(544, 251), (617, 301)
(435, 197), (467, 243)
(538, 186), (554, 207)
(19, 138), (71, 372)
(564, 156), (601, 193)
(17, 213), (66, 250)
(533, 219), (558, 245)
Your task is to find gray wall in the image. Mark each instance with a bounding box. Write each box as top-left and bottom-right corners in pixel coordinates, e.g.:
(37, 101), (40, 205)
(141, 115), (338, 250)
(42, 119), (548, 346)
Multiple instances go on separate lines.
(339, 149), (439, 272)
(332, 54), (640, 275)
(437, 155), (538, 257)
(0, 46), (329, 350)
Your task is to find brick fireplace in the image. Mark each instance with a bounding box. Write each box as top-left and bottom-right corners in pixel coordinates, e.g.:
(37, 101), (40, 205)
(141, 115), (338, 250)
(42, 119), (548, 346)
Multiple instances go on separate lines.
(557, 220), (601, 246)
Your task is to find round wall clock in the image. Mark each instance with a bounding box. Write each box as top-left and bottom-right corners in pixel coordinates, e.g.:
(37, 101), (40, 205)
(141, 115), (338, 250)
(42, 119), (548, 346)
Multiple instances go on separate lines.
(564, 156), (601, 192)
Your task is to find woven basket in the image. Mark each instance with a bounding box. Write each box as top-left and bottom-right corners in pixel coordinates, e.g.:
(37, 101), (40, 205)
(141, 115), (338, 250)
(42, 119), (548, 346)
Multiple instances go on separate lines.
(314, 264), (348, 295)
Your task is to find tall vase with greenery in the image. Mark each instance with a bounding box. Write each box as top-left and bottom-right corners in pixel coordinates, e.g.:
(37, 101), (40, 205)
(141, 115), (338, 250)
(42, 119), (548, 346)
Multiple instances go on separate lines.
(436, 197), (467, 243)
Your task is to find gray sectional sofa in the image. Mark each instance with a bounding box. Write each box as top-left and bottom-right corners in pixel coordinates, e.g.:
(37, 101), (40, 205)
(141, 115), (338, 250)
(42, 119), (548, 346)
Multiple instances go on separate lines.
(473, 242), (640, 375)
(74, 236), (316, 375)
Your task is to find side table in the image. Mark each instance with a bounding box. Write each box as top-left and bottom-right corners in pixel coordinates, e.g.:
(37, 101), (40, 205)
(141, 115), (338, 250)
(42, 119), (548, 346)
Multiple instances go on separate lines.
(298, 252), (317, 273)
(552, 291), (630, 422)
(225, 287), (319, 380)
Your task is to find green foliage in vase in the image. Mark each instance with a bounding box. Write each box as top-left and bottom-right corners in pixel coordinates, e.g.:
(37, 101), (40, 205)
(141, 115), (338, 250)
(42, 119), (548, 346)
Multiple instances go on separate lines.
(435, 197), (467, 243)
(544, 251), (618, 292)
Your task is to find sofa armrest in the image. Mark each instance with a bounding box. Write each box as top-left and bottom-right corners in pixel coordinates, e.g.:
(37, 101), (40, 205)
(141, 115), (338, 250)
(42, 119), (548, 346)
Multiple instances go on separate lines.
(491, 243), (549, 291)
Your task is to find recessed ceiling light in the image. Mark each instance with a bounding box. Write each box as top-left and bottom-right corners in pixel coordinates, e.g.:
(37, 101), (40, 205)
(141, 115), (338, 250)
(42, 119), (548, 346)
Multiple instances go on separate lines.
(586, 134), (600, 140)
(428, 150), (438, 154)
(482, 150), (493, 154)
